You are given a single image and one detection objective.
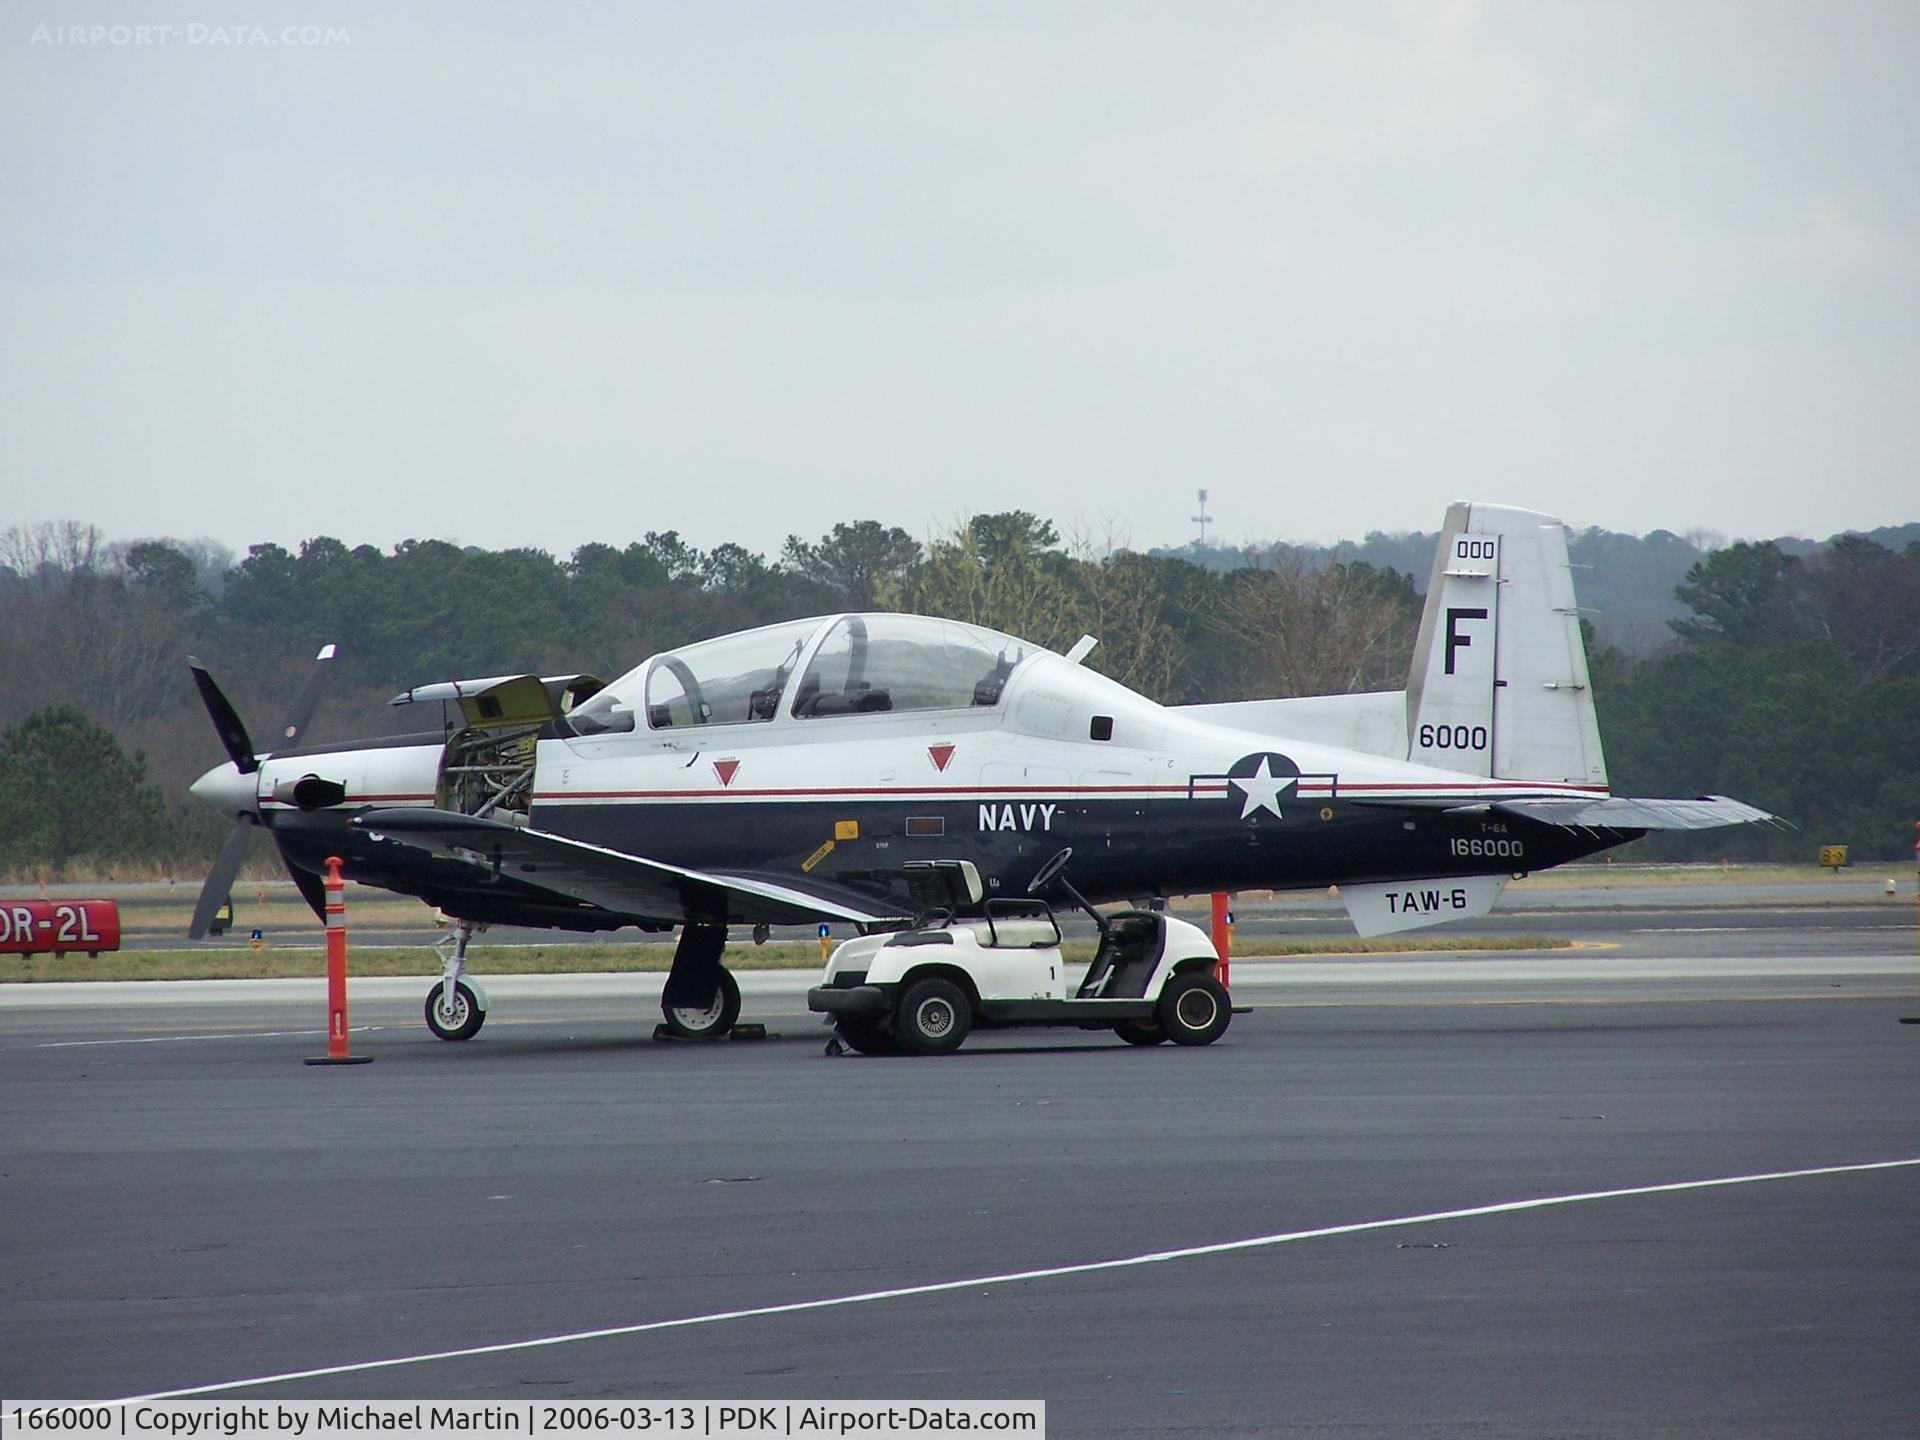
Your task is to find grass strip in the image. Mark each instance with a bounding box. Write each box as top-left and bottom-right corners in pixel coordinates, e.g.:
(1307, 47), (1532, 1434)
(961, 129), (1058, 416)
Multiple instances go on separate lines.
(0, 934), (1572, 983)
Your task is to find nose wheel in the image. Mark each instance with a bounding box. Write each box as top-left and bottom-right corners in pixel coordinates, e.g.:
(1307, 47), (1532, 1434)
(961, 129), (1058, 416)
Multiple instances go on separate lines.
(424, 920), (487, 1041)
(425, 979), (485, 1041)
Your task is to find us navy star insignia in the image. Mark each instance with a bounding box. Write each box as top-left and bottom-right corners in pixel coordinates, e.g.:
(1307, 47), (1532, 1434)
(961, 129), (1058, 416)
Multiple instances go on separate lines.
(1231, 756), (1295, 820)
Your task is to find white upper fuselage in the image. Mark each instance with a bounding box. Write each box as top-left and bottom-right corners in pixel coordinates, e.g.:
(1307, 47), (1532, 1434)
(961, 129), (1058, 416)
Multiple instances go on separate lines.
(205, 615), (1609, 833)
(531, 626), (1606, 819)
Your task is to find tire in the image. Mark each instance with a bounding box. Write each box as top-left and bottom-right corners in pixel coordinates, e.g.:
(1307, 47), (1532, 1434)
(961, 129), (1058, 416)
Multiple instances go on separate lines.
(424, 980), (485, 1042)
(835, 1021), (899, 1056)
(1156, 971), (1231, 1046)
(1114, 1018), (1167, 1047)
(659, 966), (742, 1040)
(893, 977), (971, 1055)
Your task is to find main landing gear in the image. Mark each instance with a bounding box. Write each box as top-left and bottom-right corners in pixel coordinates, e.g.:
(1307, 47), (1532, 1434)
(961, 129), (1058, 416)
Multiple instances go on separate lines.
(657, 921), (742, 1041)
(417, 918), (744, 1043)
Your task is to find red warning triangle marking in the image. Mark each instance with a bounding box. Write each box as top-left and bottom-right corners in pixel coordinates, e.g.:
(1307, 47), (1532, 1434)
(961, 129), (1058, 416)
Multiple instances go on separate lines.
(928, 744), (955, 773)
(713, 758), (740, 787)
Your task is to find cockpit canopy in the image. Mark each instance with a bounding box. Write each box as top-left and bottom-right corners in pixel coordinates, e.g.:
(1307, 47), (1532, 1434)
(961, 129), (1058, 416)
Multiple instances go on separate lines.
(791, 615), (1030, 718)
(566, 614), (1044, 735)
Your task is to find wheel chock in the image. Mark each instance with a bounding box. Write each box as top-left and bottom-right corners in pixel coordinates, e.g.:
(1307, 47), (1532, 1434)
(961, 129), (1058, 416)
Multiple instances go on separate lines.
(651, 1022), (769, 1042)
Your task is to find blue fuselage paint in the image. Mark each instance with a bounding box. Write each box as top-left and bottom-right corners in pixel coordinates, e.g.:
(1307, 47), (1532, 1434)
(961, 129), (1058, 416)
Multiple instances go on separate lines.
(275, 792), (1627, 928)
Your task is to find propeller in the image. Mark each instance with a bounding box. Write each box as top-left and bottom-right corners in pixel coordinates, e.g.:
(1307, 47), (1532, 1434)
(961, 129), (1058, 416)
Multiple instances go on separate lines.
(188, 819), (256, 939)
(186, 645), (337, 938)
(189, 659), (259, 773)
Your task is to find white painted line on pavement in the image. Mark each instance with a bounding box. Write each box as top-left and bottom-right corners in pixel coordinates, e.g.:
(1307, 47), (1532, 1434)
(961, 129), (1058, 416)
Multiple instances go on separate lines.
(116, 1155), (1920, 1402)
(28, 1026), (380, 1050)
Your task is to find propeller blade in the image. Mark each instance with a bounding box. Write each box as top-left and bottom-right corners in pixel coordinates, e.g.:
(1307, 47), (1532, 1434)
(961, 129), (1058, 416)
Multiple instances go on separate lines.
(189, 820), (255, 939)
(188, 658), (258, 775)
(272, 643), (337, 751)
(282, 851), (328, 923)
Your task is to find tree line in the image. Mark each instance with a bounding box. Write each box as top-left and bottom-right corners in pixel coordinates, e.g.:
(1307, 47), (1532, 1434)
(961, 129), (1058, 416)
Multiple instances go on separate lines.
(1, 514), (1915, 876)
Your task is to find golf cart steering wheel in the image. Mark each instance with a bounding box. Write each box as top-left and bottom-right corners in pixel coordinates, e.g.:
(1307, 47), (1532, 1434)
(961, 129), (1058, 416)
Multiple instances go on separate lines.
(1026, 847), (1074, 895)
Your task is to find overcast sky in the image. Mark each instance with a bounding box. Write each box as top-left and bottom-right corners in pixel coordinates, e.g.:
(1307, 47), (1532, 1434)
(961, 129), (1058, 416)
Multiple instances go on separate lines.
(3, 1), (1915, 563)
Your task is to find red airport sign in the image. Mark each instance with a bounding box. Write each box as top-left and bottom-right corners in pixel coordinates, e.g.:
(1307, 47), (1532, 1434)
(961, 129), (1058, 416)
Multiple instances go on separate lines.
(0, 899), (121, 955)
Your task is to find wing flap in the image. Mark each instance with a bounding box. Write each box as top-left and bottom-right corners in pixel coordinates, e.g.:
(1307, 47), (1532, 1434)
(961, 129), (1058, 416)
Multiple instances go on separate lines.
(352, 808), (906, 927)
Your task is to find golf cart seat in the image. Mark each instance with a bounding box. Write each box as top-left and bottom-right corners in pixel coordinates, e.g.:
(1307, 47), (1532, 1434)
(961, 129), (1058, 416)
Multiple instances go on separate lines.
(968, 916), (1061, 949)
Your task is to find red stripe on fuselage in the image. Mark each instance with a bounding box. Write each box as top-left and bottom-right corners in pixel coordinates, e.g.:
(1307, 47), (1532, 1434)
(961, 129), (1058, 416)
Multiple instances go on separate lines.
(260, 793), (437, 808)
(530, 780), (1606, 802)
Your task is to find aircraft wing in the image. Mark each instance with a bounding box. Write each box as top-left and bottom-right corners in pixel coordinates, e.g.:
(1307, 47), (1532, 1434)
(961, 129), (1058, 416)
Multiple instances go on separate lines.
(351, 808), (909, 928)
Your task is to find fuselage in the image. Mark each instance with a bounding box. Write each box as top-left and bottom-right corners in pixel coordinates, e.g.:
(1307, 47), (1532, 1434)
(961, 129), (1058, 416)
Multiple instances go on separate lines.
(216, 618), (1632, 928)
(528, 648), (1620, 910)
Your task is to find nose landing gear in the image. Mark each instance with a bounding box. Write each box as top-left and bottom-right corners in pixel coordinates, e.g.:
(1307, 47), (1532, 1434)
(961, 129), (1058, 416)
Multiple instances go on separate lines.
(424, 919), (488, 1041)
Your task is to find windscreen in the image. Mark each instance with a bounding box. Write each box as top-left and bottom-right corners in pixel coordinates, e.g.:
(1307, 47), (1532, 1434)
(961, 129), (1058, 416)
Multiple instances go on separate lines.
(568, 617), (825, 733)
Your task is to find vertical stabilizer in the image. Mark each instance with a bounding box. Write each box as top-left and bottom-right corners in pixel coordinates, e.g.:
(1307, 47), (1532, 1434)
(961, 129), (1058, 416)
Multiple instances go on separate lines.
(1405, 504), (1607, 787)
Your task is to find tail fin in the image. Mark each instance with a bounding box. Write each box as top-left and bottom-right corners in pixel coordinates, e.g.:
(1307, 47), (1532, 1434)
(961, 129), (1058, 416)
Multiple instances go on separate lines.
(1405, 503), (1606, 787)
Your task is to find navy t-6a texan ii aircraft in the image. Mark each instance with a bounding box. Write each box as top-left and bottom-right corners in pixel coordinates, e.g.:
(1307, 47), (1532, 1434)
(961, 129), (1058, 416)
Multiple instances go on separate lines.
(187, 502), (1769, 1044)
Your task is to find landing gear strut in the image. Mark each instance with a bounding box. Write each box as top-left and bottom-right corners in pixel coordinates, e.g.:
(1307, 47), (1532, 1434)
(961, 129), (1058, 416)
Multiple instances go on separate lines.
(658, 922), (741, 1040)
(424, 919), (488, 1041)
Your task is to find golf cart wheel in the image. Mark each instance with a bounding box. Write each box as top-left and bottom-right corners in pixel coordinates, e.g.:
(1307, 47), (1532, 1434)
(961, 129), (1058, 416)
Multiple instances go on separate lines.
(1157, 971), (1231, 1046)
(660, 966), (742, 1040)
(1114, 1018), (1167, 1047)
(424, 981), (485, 1042)
(835, 1021), (899, 1056)
(894, 977), (971, 1055)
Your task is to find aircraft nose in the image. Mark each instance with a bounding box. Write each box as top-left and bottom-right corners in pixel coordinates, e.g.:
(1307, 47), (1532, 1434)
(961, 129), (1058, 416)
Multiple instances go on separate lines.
(190, 761), (257, 820)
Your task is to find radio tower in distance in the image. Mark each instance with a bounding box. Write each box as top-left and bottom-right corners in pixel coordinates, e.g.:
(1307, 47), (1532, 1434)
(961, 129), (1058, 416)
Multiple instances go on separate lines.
(1191, 489), (1212, 548)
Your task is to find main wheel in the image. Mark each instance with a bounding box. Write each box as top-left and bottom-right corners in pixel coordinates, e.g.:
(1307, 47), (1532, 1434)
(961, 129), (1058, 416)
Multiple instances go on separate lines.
(1156, 971), (1231, 1046)
(894, 977), (971, 1055)
(659, 966), (742, 1040)
(1114, 1018), (1167, 1046)
(424, 980), (485, 1042)
(834, 1021), (899, 1056)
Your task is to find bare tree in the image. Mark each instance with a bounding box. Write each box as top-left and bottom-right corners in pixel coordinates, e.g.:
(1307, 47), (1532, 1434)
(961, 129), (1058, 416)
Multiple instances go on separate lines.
(0, 521), (106, 582)
(1059, 523), (1181, 699)
(1212, 552), (1416, 699)
(0, 523), (198, 730)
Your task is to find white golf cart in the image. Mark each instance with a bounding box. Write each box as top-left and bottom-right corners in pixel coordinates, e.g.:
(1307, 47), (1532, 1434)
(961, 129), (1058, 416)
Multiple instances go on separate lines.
(807, 850), (1233, 1055)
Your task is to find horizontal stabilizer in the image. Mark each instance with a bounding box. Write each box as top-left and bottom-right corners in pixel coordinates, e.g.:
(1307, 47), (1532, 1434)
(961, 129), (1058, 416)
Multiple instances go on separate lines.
(352, 808), (907, 927)
(1341, 874), (1508, 937)
(1491, 795), (1777, 831)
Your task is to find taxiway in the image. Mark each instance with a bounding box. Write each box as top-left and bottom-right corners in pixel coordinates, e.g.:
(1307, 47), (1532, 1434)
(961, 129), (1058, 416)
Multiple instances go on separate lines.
(2, 905), (1916, 1437)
